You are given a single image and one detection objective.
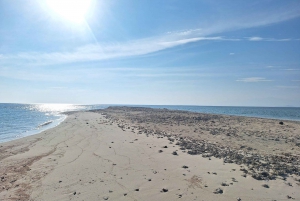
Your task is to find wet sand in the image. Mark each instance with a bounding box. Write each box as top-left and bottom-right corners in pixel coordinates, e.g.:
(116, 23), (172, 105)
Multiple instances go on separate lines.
(0, 107), (299, 200)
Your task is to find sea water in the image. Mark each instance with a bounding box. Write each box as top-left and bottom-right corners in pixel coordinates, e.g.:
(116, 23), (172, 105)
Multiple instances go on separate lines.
(0, 103), (299, 143)
(141, 105), (300, 121)
(0, 103), (106, 143)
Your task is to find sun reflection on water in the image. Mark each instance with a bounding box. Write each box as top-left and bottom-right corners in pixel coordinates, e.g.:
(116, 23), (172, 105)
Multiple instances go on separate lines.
(33, 104), (85, 114)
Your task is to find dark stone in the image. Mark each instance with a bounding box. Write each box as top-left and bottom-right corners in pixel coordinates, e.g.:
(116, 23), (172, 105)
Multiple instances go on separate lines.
(262, 184), (269, 188)
(214, 188), (223, 194)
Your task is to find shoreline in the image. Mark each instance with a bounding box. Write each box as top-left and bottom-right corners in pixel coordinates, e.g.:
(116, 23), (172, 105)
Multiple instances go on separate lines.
(0, 114), (67, 145)
(109, 105), (300, 122)
(1, 104), (300, 145)
(0, 108), (299, 200)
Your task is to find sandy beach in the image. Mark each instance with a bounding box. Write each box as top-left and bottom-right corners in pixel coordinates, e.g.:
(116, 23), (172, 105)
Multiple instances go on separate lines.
(0, 107), (299, 201)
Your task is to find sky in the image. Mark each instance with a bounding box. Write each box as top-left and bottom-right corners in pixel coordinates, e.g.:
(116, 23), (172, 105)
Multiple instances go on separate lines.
(0, 0), (300, 106)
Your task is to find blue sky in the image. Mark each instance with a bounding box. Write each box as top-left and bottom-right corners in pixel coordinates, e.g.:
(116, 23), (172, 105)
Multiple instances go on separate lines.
(0, 0), (299, 106)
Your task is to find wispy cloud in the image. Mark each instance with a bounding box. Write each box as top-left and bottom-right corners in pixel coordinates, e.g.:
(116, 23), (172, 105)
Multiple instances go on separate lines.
(1, 35), (225, 66)
(236, 77), (273, 82)
(1, 35), (297, 66)
(248, 37), (291, 41)
(248, 37), (263, 41)
(0, 65), (221, 82)
(276, 86), (299, 89)
(283, 68), (300, 71)
(1, 3), (300, 66)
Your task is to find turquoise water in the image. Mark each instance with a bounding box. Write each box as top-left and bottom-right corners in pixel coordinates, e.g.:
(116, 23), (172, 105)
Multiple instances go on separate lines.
(0, 103), (299, 143)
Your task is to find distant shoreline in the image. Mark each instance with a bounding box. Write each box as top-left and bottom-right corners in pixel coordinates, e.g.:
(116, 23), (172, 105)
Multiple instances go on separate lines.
(1, 104), (299, 145)
(89, 105), (300, 121)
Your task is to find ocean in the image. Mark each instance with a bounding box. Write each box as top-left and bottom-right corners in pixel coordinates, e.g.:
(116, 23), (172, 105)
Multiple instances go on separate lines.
(1, 103), (300, 143)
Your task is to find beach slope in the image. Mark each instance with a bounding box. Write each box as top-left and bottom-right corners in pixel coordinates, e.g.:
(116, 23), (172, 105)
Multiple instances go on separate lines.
(0, 109), (299, 200)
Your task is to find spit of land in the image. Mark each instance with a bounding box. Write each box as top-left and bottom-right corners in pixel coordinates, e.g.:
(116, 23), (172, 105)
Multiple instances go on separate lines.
(0, 106), (299, 200)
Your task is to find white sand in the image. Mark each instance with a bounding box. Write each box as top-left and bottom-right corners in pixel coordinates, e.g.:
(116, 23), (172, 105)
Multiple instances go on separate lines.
(0, 111), (299, 200)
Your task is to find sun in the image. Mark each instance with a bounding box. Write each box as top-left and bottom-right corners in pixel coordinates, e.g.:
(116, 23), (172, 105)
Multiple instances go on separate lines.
(46, 0), (92, 24)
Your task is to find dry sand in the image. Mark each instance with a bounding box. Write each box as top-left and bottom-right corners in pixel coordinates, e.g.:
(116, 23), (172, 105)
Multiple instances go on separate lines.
(0, 107), (299, 200)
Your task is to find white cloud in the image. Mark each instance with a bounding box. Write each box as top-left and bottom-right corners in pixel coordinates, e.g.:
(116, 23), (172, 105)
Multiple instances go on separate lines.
(0, 35), (243, 66)
(0, 34), (297, 66)
(248, 37), (263, 41)
(248, 37), (291, 42)
(236, 77), (272, 82)
(229, 53), (235, 55)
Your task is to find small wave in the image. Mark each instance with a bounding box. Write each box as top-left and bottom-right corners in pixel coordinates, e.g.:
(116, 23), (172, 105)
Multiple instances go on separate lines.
(38, 121), (53, 127)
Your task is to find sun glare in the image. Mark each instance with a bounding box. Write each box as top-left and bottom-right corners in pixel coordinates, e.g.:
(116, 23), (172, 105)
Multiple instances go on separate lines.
(46, 0), (92, 24)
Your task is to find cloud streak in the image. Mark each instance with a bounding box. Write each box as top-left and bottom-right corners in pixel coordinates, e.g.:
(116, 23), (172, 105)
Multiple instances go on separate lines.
(236, 77), (273, 82)
(1, 35), (222, 65)
(1, 35), (298, 66)
(247, 37), (291, 41)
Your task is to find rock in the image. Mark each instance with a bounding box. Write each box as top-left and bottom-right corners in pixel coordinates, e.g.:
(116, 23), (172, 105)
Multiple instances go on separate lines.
(103, 196), (109, 200)
(262, 184), (269, 188)
(182, 165), (189, 169)
(161, 188), (168, 192)
(158, 150), (163, 153)
(279, 121), (284, 125)
(214, 188), (223, 194)
(221, 182), (229, 186)
(172, 151), (178, 155)
(135, 188), (139, 191)
(73, 192), (76, 195)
